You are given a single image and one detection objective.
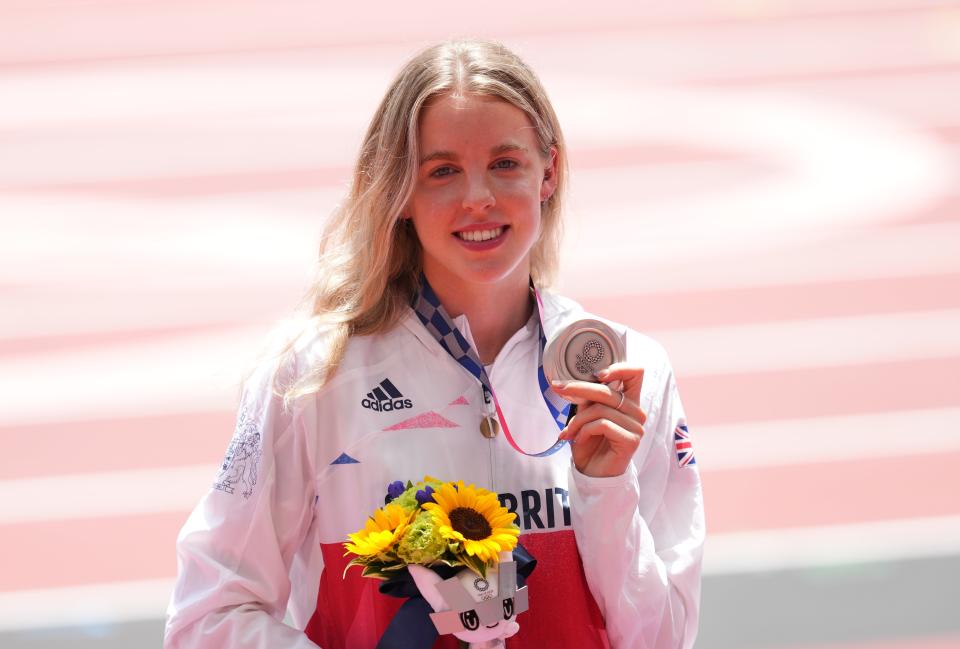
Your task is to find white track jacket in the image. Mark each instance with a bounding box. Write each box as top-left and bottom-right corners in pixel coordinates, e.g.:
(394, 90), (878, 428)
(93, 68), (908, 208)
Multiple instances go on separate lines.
(164, 292), (705, 649)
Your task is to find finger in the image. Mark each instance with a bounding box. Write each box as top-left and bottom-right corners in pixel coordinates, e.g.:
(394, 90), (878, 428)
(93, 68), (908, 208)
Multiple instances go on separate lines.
(566, 419), (604, 463)
(569, 418), (642, 456)
(552, 380), (647, 425)
(560, 402), (645, 441)
(594, 363), (644, 399)
(549, 380), (593, 406)
(582, 402), (645, 435)
(550, 379), (617, 406)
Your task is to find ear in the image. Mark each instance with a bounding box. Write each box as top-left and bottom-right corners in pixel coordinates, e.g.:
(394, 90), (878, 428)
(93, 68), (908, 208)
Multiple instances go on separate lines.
(408, 564), (447, 613)
(539, 146), (558, 203)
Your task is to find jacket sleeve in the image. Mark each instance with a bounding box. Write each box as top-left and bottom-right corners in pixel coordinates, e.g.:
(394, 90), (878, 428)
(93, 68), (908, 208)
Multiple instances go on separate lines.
(164, 356), (322, 649)
(568, 353), (705, 649)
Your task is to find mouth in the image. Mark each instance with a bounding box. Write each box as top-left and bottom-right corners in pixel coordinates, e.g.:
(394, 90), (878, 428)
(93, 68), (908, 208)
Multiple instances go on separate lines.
(455, 226), (506, 242)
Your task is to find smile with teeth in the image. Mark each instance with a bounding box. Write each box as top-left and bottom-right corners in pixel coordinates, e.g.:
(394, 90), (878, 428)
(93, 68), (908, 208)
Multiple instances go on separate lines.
(456, 227), (505, 242)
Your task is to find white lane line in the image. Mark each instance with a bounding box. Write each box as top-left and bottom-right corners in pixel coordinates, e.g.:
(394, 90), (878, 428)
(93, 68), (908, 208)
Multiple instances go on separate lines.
(0, 324), (266, 426)
(554, 78), (954, 272)
(704, 515), (960, 575)
(1, 515), (958, 632)
(694, 407), (960, 470)
(651, 308), (960, 376)
(0, 578), (174, 632)
(0, 465), (213, 525)
(2, 308), (959, 426)
(0, 195), (325, 292)
(558, 218), (960, 298)
(4, 407), (958, 523)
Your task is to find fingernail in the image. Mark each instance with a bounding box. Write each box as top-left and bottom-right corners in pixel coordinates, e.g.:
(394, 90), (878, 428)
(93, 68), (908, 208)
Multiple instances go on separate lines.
(551, 380), (568, 389)
(594, 369), (609, 379)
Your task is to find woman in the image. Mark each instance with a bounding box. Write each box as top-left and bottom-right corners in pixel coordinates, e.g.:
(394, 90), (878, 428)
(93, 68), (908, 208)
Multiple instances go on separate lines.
(164, 39), (704, 649)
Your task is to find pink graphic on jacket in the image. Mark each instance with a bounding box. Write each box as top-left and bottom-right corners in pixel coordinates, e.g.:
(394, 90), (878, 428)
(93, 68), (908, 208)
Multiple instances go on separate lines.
(448, 395), (470, 406)
(383, 411), (460, 431)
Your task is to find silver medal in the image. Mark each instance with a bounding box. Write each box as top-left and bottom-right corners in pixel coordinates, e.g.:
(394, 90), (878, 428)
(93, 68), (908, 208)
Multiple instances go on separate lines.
(543, 319), (625, 384)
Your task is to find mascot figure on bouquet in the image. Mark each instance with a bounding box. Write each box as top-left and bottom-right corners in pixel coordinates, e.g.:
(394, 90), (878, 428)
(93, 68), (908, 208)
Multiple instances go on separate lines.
(408, 551), (529, 649)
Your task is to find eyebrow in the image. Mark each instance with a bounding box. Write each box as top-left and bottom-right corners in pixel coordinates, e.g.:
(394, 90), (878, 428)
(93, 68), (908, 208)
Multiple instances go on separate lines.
(419, 143), (528, 165)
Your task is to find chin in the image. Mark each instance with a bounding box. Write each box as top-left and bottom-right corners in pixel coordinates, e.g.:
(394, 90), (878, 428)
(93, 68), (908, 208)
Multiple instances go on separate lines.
(464, 257), (531, 284)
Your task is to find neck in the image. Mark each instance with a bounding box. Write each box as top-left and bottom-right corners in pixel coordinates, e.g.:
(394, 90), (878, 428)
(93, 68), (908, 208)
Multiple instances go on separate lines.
(424, 271), (533, 365)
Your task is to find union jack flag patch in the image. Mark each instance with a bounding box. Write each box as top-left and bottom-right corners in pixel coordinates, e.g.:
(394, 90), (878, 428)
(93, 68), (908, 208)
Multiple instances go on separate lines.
(674, 422), (696, 467)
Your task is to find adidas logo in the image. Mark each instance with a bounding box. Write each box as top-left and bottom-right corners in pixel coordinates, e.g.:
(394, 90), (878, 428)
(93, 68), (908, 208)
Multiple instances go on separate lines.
(361, 378), (413, 412)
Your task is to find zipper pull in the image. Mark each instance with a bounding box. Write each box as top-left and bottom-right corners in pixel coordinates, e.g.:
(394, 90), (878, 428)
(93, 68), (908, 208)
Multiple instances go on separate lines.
(479, 386), (499, 438)
(480, 415), (500, 439)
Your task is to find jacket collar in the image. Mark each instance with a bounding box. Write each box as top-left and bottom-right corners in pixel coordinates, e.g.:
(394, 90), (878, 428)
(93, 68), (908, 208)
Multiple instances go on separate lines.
(399, 285), (589, 356)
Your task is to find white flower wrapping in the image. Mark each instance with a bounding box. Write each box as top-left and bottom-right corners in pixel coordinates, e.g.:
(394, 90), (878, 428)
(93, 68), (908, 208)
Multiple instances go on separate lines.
(409, 550), (529, 648)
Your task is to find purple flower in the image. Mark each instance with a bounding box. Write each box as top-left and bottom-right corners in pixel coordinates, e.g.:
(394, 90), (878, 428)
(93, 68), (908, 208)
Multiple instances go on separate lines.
(415, 485), (436, 506)
(385, 480), (405, 503)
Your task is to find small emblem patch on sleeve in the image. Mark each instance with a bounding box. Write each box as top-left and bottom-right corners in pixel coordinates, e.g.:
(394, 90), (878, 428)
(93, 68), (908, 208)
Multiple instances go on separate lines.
(674, 420), (696, 468)
(213, 406), (263, 498)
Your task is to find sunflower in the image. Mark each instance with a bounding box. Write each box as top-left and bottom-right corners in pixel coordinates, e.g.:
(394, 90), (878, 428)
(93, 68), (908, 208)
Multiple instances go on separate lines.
(422, 480), (520, 564)
(344, 503), (413, 558)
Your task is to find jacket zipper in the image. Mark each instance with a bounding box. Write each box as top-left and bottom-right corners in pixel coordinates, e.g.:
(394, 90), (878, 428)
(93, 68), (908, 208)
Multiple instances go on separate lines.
(481, 384), (497, 491)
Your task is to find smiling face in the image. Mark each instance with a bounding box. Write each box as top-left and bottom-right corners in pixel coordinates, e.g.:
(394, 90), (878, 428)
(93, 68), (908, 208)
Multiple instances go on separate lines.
(406, 93), (557, 299)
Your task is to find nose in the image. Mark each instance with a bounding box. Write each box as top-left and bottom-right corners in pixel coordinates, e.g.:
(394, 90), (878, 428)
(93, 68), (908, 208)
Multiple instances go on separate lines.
(461, 174), (495, 213)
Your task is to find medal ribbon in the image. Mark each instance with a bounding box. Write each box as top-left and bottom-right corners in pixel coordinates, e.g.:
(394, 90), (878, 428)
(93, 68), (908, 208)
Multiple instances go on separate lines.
(412, 275), (569, 457)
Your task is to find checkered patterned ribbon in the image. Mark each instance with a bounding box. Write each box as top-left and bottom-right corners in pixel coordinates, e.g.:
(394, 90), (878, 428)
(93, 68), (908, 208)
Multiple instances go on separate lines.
(412, 275), (570, 457)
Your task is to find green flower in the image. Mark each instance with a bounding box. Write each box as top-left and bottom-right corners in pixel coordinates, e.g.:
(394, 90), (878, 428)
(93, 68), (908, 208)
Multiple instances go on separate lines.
(392, 478), (442, 512)
(397, 511), (447, 564)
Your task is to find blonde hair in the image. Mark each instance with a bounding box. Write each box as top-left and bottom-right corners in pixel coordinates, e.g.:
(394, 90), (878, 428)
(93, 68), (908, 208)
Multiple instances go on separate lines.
(279, 39), (567, 405)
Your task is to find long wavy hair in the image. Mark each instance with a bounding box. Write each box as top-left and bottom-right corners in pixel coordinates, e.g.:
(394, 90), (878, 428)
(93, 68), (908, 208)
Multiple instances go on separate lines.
(277, 40), (568, 405)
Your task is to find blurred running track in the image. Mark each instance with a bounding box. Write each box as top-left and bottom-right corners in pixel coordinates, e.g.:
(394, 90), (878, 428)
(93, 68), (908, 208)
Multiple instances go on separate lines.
(1, 1), (959, 648)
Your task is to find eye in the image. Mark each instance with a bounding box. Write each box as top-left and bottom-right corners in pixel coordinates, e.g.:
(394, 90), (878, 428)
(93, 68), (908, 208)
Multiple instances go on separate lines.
(492, 159), (518, 170)
(459, 609), (480, 631)
(502, 597), (514, 619)
(430, 165), (456, 178)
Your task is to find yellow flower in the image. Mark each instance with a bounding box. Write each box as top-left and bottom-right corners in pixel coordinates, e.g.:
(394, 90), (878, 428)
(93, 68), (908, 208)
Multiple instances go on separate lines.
(422, 481), (520, 564)
(344, 503), (413, 558)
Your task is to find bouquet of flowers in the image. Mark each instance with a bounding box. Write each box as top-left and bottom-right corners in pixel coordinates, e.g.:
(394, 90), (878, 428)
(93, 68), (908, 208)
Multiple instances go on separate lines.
(344, 476), (521, 579)
(344, 477), (532, 648)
